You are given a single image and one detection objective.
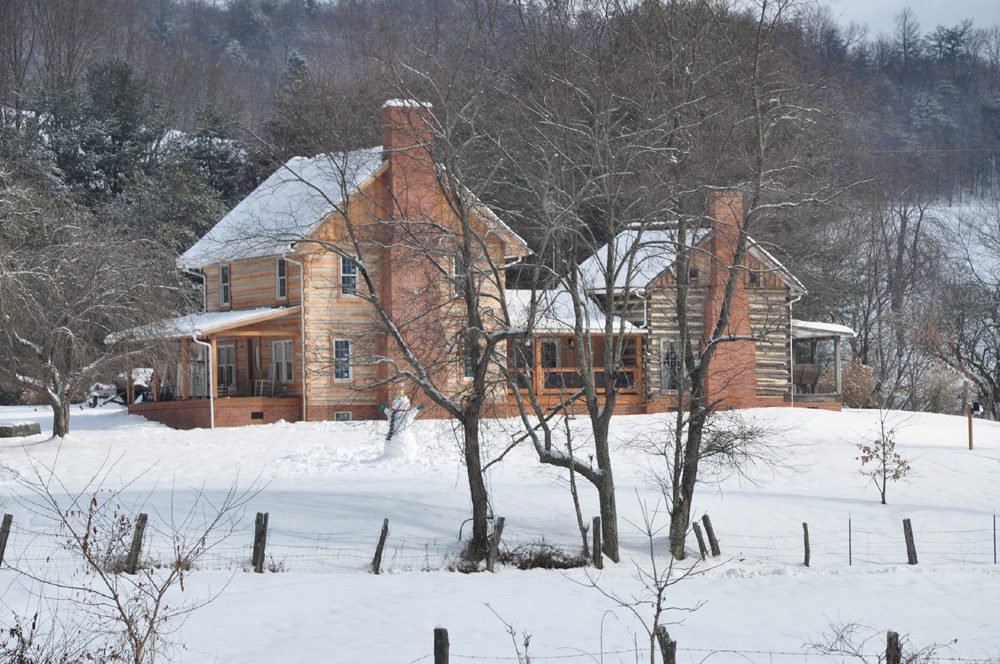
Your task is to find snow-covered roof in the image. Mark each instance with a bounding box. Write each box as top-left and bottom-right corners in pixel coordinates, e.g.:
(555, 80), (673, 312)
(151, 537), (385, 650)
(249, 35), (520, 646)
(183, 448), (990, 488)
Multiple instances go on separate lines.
(108, 306), (301, 343)
(791, 319), (856, 340)
(577, 228), (698, 293)
(178, 148), (385, 269)
(578, 226), (806, 296)
(507, 289), (643, 335)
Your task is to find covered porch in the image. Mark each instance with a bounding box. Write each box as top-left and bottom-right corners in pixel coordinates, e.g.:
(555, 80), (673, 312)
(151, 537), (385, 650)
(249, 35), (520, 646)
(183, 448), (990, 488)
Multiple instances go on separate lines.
(125, 306), (305, 429)
(791, 319), (857, 406)
(505, 289), (645, 410)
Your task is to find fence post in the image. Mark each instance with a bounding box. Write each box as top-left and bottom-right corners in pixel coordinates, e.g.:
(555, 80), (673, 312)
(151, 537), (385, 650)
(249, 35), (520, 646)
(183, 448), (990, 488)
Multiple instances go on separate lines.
(802, 522), (810, 567)
(487, 517), (505, 573)
(655, 625), (676, 664)
(592, 516), (603, 570)
(903, 519), (918, 565)
(124, 513), (148, 575)
(692, 522), (708, 560)
(434, 627), (450, 664)
(371, 518), (389, 575)
(886, 631), (901, 664)
(0, 514), (12, 567)
(252, 512), (270, 573)
(702, 514), (720, 557)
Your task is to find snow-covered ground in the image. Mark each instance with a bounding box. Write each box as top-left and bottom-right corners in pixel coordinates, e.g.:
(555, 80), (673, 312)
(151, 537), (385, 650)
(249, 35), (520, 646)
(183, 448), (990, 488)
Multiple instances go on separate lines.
(1, 403), (999, 663)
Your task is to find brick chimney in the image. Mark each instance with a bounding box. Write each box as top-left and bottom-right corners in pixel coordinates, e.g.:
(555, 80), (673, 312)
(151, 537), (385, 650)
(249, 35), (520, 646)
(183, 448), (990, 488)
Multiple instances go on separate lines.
(381, 99), (436, 222)
(377, 100), (445, 410)
(702, 190), (757, 408)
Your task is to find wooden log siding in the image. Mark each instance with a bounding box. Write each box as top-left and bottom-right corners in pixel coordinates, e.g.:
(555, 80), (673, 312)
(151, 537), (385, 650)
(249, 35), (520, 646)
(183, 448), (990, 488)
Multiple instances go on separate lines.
(748, 288), (791, 397)
(204, 260), (302, 312)
(645, 286), (707, 397)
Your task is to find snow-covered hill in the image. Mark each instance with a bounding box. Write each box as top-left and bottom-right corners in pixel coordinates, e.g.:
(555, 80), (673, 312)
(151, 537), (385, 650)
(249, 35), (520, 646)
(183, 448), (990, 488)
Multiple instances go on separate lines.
(1, 405), (998, 663)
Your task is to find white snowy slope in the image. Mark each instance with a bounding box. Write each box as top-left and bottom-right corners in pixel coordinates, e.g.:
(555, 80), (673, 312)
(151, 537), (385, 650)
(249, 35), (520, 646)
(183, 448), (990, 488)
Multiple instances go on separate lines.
(0, 404), (998, 663)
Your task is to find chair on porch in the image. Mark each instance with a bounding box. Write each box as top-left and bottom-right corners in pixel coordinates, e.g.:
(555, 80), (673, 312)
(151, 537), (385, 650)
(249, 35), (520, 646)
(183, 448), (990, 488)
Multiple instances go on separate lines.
(793, 364), (822, 394)
(253, 364), (277, 398)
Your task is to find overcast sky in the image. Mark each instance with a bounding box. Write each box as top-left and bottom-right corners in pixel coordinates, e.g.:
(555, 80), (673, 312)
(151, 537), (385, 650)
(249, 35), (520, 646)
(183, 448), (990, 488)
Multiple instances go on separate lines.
(830, 0), (1000, 36)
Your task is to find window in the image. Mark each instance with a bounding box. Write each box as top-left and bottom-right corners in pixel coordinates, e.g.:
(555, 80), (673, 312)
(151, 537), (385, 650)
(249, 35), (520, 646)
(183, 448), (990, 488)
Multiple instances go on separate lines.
(273, 340), (294, 383)
(334, 411), (353, 422)
(541, 339), (560, 368)
(341, 256), (358, 296)
(187, 343), (208, 397)
(217, 345), (236, 388)
(453, 255), (466, 298)
(220, 265), (230, 307)
(461, 343), (475, 381)
(662, 340), (681, 392)
(276, 259), (287, 300)
(333, 338), (352, 382)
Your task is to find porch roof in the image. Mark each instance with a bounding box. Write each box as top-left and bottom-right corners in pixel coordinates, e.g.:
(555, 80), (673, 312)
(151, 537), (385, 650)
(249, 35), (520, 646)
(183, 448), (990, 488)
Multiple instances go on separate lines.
(109, 306), (301, 343)
(791, 319), (856, 340)
(507, 289), (643, 335)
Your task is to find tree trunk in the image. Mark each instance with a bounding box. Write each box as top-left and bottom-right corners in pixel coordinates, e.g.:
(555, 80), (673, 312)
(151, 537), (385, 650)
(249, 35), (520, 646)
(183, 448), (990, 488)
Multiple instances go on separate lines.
(669, 406), (707, 560)
(591, 416), (620, 563)
(462, 415), (490, 560)
(597, 476), (619, 563)
(51, 398), (71, 437)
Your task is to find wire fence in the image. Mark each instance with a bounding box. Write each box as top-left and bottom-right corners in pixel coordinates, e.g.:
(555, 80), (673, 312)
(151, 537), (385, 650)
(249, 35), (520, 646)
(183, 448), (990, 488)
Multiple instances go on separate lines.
(1, 510), (997, 574)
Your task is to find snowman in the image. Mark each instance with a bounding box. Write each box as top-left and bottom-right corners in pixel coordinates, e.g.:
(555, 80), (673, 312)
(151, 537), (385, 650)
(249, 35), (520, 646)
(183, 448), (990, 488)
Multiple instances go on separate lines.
(382, 391), (420, 459)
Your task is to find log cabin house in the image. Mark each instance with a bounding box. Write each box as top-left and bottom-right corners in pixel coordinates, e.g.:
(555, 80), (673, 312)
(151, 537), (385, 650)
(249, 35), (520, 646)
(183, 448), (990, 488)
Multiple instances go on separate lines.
(125, 102), (852, 429)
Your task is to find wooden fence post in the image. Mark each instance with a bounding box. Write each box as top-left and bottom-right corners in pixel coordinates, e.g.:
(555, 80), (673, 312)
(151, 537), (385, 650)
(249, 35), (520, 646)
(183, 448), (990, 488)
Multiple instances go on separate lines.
(903, 519), (918, 565)
(692, 522), (708, 560)
(0, 514), (12, 567)
(802, 522), (810, 567)
(124, 513), (148, 575)
(702, 514), (720, 557)
(592, 516), (603, 570)
(434, 627), (450, 664)
(252, 512), (270, 573)
(371, 518), (389, 575)
(886, 631), (901, 664)
(487, 517), (505, 573)
(655, 625), (676, 664)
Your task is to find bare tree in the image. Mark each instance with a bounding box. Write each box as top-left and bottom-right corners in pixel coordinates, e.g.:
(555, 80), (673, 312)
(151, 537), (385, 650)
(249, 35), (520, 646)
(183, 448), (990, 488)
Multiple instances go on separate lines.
(3, 456), (261, 664)
(925, 201), (1000, 419)
(0, 200), (190, 437)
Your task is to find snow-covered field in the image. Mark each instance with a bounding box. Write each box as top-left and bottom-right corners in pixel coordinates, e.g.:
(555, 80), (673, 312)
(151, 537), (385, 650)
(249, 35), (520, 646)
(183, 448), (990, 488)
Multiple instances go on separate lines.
(1, 404), (999, 663)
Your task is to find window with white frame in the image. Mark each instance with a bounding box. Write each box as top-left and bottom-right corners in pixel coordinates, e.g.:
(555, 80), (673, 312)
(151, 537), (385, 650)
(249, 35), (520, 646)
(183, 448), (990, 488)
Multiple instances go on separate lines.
(276, 259), (287, 300)
(453, 255), (467, 298)
(273, 340), (294, 383)
(541, 339), (560, 368)
(662, 339), (681, 392)
(461, 343), (475, 381)
(341, 256), (358, 296)
(217, 345), (236, 388)
(220, 265), (230, 307)
(334, 411), (353, 421)
(333, 338), (352, 382)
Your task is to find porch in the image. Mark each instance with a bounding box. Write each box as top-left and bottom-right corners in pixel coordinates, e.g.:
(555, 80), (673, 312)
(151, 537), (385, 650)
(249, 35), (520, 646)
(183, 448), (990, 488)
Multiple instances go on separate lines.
(122, 306), (305, 428)
(791, 319), (857, 407)
(507, 334), (645, 407)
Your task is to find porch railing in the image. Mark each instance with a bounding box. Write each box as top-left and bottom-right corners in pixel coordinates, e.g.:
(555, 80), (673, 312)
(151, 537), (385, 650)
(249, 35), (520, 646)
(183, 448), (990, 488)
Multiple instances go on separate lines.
(512, 367), (639, 394)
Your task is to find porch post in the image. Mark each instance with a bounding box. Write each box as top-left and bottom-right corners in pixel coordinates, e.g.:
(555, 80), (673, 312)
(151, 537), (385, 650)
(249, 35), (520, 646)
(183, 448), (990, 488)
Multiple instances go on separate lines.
(181, 341), (189, 400)
(125, 354), (134, 405)
(151, 364), (159, 402)
(633, 334), (642, 393)
(210, 335), (219, 399)
(834, 336), (843, 395)
(534, 338), (543, 395)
